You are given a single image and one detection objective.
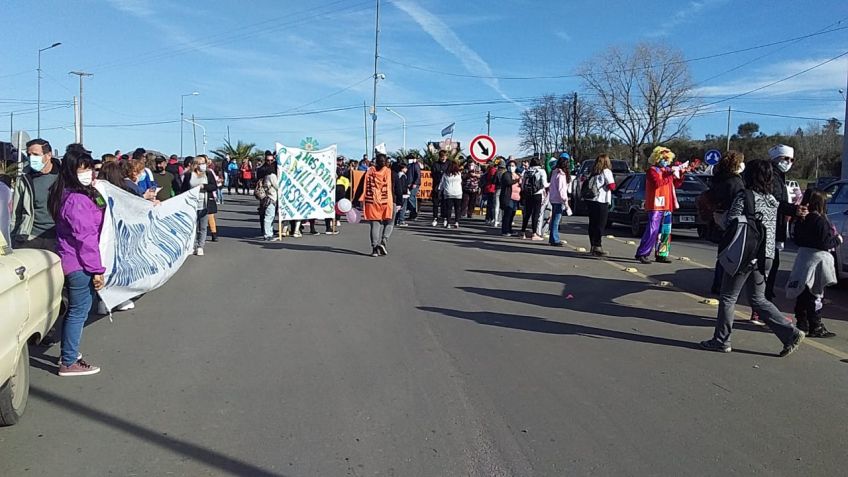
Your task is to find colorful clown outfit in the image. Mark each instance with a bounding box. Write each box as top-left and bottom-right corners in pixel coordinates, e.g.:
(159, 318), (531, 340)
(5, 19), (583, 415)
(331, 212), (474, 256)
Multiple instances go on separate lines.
(636, 147), (684, 263)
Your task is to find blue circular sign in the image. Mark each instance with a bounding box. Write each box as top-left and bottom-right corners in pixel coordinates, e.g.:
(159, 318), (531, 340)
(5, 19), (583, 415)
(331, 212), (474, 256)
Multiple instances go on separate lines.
(704, 149), (721, 166)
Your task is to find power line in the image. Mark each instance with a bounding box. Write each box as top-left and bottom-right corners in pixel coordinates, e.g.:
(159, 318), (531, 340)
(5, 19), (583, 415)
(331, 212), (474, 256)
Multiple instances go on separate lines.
(380, 25), (848, 81)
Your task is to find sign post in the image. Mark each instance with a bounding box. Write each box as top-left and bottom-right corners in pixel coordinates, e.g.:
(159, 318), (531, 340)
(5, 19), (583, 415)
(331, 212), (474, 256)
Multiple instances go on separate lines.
(469, 134), (497, 165)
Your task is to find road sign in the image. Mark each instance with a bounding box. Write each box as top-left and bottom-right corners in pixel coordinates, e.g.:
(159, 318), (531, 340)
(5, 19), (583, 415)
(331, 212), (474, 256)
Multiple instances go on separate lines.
(704, 149), (721, 166)
(469, 135), (496, 164)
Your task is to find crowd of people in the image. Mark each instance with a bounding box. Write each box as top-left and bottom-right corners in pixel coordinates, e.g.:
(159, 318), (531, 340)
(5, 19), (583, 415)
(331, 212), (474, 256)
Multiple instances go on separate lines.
(6, 136), (843, 381)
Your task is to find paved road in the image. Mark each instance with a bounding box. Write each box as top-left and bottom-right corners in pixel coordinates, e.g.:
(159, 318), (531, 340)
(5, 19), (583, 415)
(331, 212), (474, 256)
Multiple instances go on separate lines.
(3, 195), (848, 476)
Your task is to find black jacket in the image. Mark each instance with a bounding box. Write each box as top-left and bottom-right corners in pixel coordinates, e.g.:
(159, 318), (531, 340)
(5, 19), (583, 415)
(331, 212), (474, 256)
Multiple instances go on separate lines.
(499, 170), (519, 208)
(431, 160), (450, 189)
(793, 213), (840, 251)
(406, 161), (421, 188)
(392, 171), (408, 206)
(744, 161), (798, 242)
(710, 171), (745, 211)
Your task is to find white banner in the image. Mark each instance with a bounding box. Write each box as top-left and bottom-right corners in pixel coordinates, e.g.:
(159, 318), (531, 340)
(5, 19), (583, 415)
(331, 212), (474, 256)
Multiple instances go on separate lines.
(95, 181), (199, 310)
(275, 143), (337, 221)
(0, 182), (11, 247)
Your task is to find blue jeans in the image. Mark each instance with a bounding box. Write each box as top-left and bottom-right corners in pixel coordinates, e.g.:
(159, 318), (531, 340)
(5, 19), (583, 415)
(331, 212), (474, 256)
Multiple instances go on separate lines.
(550, 203), (564, 244)
(61, 271), (96, 366)
(263, 201), (277, 239)
(405, 185), (419, 219)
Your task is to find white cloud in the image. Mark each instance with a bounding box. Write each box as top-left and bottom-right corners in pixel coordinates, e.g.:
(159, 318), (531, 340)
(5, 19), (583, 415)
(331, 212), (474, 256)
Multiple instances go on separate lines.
(648, 0), (729, 38)
(104, 0), (155, 17)
(554, 31), (572, 42)
(390, 0), (520, 107)
(696, 56), (848, 97)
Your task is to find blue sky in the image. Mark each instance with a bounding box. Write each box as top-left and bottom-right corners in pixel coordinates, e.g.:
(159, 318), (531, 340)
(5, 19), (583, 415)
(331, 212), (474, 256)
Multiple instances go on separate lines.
(2, 0), (846, 159)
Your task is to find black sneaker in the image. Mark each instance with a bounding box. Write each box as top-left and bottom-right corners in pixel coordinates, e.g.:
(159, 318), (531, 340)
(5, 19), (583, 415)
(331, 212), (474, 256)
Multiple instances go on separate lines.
(700, 339), (732, 353)
(779, 331), (805, 357)
(377, 243), (387, 256)
(371, 247), (379, 257)
(808, 327), (836, 338)
(656, 256), (672, 263)
(636, 255), (652, 264)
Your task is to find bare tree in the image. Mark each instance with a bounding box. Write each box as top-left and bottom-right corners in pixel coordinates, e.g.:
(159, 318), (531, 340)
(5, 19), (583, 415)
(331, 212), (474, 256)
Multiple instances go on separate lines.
(519, 93), (603, 159)
(579, 42), (697, 169)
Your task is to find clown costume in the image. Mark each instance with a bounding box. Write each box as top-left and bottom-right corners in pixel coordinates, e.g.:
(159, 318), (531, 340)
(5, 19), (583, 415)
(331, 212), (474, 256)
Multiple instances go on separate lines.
(635, 146), (685, 264)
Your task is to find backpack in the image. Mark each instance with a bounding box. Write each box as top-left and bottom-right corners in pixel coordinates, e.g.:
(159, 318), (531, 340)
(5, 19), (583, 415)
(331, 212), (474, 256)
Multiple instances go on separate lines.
(580, 174), (600, 200)
(717, 190), (767, 276)
(522, 170), (543, 197)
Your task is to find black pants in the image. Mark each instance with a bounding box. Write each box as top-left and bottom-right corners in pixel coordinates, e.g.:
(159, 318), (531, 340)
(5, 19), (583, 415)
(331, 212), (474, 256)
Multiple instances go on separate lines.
(587, 200), (609, 247)
(461, 190), (479, 217)
(501, 207), (516, 234)
(432, 190), (443, 219)
(442, 198), (462, 225)
(259, 204), (266, 236)
(794, 287), (822, 331)
(765, 248), (780, 300)
(521, 194), (543, 234)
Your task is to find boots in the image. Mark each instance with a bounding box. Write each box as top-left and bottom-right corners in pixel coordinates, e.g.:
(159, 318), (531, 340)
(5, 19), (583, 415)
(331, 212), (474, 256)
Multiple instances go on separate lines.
(210, 233), (218, 242)
(591, 246), (608, 257)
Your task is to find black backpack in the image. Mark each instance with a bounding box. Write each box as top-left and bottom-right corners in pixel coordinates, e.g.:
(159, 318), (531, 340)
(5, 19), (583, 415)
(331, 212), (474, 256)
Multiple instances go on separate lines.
(580, 174), (600, 200)
(522, 170), (543, 196)
(717, 190), (767, 276)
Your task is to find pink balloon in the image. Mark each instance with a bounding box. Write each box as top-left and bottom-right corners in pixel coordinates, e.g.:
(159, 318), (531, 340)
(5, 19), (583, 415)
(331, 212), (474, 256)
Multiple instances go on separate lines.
(346, 208), (361, 224)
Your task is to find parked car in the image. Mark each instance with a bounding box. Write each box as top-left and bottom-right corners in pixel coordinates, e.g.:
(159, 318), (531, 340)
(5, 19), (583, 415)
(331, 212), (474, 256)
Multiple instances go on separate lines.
(571, 159), (632, 215)
(822, 179), (848, 216)
(608, 173), (709, 237)
(0, 248), (64, 426)
(828, 209), (848, 281)
(813, 176), (839, 191)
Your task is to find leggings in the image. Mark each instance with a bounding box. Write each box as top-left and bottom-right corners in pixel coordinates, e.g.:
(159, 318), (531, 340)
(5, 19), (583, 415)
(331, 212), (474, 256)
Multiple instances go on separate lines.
(521, 194), (543, 234)
(442, 198), (462, 225)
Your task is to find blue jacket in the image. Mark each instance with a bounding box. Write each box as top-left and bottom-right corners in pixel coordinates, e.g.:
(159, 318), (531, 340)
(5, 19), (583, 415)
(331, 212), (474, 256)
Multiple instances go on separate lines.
(407, 160), (421, 188)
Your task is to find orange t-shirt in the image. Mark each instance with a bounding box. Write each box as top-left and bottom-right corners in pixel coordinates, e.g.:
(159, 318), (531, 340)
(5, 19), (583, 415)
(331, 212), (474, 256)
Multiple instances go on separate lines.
(363, 166), (394, 221)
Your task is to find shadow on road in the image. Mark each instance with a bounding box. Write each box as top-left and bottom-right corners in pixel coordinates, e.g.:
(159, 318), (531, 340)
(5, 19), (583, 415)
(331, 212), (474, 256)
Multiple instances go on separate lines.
(29, 386), (287, 477)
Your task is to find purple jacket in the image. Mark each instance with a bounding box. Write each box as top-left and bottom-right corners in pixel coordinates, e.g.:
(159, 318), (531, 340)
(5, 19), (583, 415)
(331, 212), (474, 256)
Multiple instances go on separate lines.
(56, 191), (105, 276)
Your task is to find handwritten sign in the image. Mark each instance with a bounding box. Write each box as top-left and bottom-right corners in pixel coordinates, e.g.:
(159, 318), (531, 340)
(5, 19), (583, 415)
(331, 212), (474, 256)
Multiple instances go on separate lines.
(275, 143), (337, 220)
(96, 181), (199, 310)
(419, 171), (432, 200)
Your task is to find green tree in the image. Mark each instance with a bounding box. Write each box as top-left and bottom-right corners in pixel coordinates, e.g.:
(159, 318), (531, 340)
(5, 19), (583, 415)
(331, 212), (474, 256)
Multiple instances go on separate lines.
(210, 139), (259, 165)
(737, 122), (760, 139)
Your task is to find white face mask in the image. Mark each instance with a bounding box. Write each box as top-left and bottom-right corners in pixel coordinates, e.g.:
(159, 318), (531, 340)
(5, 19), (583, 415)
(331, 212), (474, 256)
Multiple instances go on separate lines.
(775, 160), (791, 173)
(199, 164), (208, 172)
(78, 171), (93, 186)
(736, 162), (745, 174)
(509, 166), (516, 173)
(29, 154), (46, 172)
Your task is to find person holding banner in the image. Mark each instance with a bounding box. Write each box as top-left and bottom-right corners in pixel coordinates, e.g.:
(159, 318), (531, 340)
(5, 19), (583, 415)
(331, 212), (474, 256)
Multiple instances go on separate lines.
(355, 154), (394, 257)
(47, 146), (105, 376)
(181, 155), (218, 256)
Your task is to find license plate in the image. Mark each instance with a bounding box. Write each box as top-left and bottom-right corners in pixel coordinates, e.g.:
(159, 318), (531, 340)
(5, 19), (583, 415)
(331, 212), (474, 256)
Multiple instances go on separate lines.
(680, 215), (695, 223)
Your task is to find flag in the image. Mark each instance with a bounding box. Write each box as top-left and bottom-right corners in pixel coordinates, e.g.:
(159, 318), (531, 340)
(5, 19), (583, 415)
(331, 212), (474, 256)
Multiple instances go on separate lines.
(441, 122), (455, 137)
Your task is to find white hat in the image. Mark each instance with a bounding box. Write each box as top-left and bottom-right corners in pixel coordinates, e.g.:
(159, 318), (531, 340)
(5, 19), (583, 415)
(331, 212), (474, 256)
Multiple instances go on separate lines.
(768, 144), (794, 160)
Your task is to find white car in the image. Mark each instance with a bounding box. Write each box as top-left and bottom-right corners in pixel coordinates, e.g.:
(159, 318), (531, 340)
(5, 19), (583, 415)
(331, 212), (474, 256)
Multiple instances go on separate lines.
(0, 248), (64, 425)
(824, 179), (848, 280)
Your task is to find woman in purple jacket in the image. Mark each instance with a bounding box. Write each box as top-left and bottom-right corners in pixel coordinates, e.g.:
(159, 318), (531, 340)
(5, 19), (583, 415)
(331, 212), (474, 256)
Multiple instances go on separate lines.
(47, 146), (105, 377)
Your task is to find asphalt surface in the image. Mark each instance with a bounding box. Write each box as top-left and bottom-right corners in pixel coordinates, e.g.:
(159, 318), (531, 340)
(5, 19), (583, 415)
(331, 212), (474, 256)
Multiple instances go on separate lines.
(2, 194), (848, 476)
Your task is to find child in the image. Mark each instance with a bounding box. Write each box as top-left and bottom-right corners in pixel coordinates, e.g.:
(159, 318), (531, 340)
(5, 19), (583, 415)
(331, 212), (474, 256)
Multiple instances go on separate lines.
(786, 190), (842, 338)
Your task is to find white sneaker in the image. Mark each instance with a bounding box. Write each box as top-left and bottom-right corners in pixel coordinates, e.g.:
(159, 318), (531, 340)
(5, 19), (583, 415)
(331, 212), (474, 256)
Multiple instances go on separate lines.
(196, 247), (204, 256)
(494, 222), (500, 227)
(117, 300), (135, 311)
(443, 219), (448, 227)
(432, 219), (438, 227)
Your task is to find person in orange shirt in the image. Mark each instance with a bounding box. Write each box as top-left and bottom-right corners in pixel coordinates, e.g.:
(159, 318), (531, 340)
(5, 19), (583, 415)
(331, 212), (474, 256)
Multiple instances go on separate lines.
(357, 153), (395, 257)
(636, 146), (685, 264)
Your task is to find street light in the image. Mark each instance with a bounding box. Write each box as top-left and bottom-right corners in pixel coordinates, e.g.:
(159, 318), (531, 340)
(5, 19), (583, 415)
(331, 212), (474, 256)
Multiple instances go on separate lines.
(37, 42), (62, 136)
(385, 107), (406, 152)
(180, 91), (199, 158)
(183, 118), (207, 155)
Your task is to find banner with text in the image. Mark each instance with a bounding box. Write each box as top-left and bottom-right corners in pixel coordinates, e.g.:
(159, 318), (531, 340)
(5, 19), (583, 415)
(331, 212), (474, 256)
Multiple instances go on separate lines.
(96, 181), (199, 310)
(275, 143), (337, 220)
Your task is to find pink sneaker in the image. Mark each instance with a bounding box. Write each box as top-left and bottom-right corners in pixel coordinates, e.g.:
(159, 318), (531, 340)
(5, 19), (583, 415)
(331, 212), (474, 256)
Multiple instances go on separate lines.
(58, 359), (101, 377)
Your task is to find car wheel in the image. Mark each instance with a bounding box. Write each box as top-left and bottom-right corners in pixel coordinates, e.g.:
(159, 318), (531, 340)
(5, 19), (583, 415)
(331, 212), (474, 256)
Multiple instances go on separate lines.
(0, 344), (30, 426)
(629, 211), (643, 237)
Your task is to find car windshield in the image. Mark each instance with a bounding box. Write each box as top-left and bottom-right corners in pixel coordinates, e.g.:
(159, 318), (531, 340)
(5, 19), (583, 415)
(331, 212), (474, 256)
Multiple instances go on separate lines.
(680, 175), (708, 192)
(610, 161), (630, 173)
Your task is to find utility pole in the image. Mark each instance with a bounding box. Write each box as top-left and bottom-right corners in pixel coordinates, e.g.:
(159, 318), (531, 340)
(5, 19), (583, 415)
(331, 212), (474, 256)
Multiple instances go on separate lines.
(842, 69), (848, 180)
(572, 92), (579, 159)
(69, 71), (92, 144)
(37, 42), (62, 137)
(363, 101), (370, 160)
(72, 96), (80, 143)
(370, 0), (381, 157)
(227, 125), (231, 144)
(486, 111), (491, 136)
(192, 113), (198, 156)
(180, 91), (199, 158)
(725, 106), (732, 151)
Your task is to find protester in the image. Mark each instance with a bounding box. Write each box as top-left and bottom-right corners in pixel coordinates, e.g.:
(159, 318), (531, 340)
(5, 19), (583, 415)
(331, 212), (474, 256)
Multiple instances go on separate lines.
(635, 146), (685, 264)
(226, 156), (239, 194)
(461, 161), (482, 219)
(259, 158), (279, 241)
(585, 154), (616, 257)
(704, 151), (746, 294)
(405, 153), (421, 222)
(763, 144), (802, 301)
(700, 159), (805, 357)
(500, 159), (521, 236)
(482, 163), (498, 225)
(210, 161), (224, 205)
(355, 154), (394, 256)
(133, 149), (158, 193)
(153, 156), (177, 201)
(787, 189), (841, 338)
(439, 161), (463, 228)
(181, 155), (218, 255)
(393, 160), (409, 226)
(240, 159), (254, 195)
(548, 155), (573, 247)
(166, 154), (184, 191)
(431, 150), (450, 227)
(98, 162), (135, 195)
(519, 158), (548, 240)
(11, 138), (60, 250)
(47, 146), (104, 376)
(101, 153), (117, 164)
(492, 159), (506, 227)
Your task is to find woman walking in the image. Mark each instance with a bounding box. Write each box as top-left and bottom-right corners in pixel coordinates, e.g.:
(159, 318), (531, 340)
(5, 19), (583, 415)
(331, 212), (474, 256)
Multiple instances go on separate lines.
(181, 155), (218, 255)
(519, 158), (547, 240)
(787, 189), (841, 338)
(48, 146), (104, 376)
(585, 154), (616, 257)
(548, 156), (573, 247)
(461, 161), (481, 218)
(499, 160), (521, 236)
(700, 159), (805, 357)
(356, 154), (395, 256)
(239, 159), (253, 195)
(706, 151), (746, 293)
(439, 161), (463, 228)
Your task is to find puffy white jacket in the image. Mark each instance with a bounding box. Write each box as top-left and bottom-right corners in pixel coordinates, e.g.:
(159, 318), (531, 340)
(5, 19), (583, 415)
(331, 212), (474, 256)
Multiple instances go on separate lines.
(440, 173), (463, 199)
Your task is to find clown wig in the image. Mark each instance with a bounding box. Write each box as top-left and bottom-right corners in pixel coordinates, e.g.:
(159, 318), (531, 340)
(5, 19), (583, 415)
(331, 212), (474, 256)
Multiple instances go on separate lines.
(649, 146), (675, 165)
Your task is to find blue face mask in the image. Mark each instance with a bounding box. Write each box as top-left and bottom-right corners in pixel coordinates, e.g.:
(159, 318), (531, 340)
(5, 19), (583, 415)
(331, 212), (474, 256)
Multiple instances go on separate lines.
(28, 155), (46, 172)
(659, 160), (670, 167)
